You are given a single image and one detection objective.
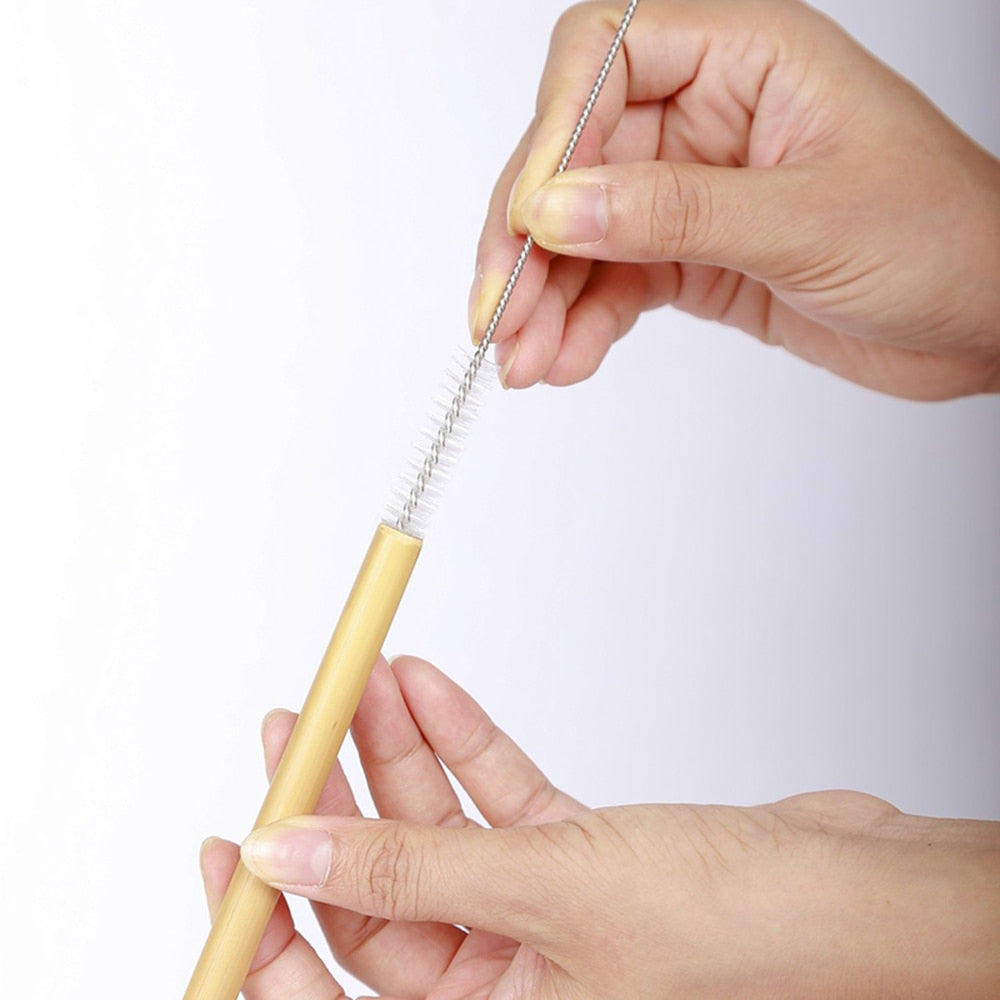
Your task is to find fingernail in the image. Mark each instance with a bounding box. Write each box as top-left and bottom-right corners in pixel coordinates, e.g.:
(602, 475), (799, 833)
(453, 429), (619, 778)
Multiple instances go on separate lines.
(200, 835), (222, 861)
(499, 341), (519, 390)
(468, 267), (484, 342)
(261, 708), (290, 740)
(469, 271), (508, 345)
(523, 181), (608, 247)
(241, 823), (333, 888)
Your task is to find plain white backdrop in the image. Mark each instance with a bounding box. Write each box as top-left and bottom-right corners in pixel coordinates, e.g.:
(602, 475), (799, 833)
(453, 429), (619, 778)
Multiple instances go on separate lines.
(0, 0), (997, 995)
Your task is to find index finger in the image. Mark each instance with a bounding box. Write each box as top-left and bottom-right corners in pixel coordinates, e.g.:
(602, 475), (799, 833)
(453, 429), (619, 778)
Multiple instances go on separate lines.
(390, 656), (585, 827)
(508, 0), (714, 230)
(471, 0), (639, 350)
(469, 126), (553, 349)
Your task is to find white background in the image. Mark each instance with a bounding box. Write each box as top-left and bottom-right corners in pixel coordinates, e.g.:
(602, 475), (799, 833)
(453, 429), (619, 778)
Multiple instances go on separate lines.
(0, 1), (997, 996)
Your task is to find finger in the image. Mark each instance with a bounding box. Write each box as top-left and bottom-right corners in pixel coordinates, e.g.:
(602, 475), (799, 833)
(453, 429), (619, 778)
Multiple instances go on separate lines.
(390, 656), (584, 827)
(494, 279), (563, 389)
(350, 657), (469, 828)
(543, 259), (674, 386)
(241, 815), (575, 945)
(520, 159), (817, 281)
(471, 0), (641, 353)
(200, 838), (349, 1000)
(469, 126), (552, 349)
(508, 0), (735, 232)
(469, 0), (663, 358)
(260, 693), (466, 996)
(429, 930), (521, 996)
(507, 1), (637, 230)
(496, 255), (593, 389)
(489, 945), (565, 999)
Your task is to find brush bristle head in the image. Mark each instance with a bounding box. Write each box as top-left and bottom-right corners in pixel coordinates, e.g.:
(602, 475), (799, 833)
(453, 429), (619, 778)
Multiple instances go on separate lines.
(384, 349), (496, 539)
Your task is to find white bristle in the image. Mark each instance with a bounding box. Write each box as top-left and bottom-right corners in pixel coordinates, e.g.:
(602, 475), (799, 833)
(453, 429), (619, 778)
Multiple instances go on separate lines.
(384, 349), (497, 539)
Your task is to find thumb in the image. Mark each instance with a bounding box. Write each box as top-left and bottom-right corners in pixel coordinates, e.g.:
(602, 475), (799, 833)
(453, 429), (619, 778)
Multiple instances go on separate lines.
(519, 160), (814, 279)
(241, 815), (567, 943)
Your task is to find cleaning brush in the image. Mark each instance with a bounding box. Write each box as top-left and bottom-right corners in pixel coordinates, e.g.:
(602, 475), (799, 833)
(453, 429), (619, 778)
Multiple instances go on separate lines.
(183, 3), (639, 996)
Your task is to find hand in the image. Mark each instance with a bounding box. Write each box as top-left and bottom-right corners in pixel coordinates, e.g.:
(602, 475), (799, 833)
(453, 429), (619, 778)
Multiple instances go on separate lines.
(202, 657), (1000, 998)
(470, 0), (1000, 399)
(200, 654), (587, 998)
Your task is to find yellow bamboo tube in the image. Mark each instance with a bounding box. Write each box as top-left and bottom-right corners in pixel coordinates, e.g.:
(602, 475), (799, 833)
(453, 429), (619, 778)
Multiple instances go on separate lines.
(184, 522), (422, 1000)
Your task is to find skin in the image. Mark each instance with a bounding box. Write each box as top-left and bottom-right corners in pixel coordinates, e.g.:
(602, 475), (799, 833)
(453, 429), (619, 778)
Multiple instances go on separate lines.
(468, 0), (1000, 398)
(199, 2), (1000, 995)
(202, 655), (1000, 998)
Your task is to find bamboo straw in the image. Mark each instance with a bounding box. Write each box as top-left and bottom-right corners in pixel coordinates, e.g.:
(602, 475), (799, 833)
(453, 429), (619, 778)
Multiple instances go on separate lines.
(184, 523), (422, 1000)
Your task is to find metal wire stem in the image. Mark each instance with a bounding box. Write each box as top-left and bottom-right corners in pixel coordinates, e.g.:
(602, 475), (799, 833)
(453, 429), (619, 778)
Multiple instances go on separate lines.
(396, 0), (639, 534)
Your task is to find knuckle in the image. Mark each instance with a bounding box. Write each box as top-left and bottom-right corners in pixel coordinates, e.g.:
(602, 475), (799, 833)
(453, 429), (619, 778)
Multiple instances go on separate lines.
(357, 826), (421, 920)
(550, 2), (636, 69)
(552, 1), (606, 38)
(648, 164), (711, 259)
